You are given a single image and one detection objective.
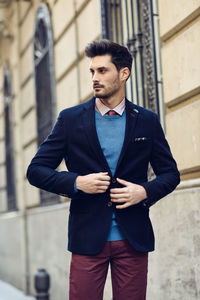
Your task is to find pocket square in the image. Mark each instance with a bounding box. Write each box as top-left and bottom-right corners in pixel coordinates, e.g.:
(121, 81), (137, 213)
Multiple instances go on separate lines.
(134, 137), (147, 142)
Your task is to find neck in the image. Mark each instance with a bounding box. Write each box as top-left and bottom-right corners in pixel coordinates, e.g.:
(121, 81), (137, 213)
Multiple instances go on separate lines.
(99, 91), (125, 109)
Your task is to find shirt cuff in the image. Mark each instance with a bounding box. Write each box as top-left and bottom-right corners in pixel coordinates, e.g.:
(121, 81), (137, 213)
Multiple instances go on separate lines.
(74, 179), (78, 192)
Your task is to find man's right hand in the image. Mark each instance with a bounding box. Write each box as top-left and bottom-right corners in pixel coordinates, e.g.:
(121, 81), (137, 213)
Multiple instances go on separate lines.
(76, 172), (110, 194)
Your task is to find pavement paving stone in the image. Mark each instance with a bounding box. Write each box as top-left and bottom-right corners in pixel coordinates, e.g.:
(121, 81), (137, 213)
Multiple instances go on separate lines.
(0, 280), (34, 300)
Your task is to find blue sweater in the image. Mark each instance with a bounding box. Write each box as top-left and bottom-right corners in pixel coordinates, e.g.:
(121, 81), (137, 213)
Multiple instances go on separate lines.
(95, 110), (126, 241)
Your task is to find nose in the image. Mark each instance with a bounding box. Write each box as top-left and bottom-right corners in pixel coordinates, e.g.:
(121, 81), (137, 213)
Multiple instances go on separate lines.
(92, 72), (99, 82)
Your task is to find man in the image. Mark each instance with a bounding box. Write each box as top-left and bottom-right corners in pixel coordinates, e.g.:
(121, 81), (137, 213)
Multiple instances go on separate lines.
(27, 40), (180, 300)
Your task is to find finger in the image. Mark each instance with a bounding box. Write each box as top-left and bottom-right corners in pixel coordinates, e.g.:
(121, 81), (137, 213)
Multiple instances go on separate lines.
(97, 189), (108, 193)
(97, 185), (109, 190)
(111, 193), (129, 200)
(96, 181), (110, 186)
(99, 172), (109, 177)
(97, 186), (110, 192)
(111, 197), (129, 202)
(96, 173), (110, 179)
(116, 202), (131, 209)
(116, 178), (129, 186)
(110, 187), (127, 194)
(99, 175), (111, 181)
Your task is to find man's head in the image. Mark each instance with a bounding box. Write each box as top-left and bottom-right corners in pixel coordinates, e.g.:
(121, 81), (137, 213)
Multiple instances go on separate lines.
(85, 39), (133, 73)
(85, 40), (132, 101)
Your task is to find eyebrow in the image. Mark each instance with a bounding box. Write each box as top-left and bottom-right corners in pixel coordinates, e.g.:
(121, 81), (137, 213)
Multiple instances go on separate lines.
(89, 66), (108, 72)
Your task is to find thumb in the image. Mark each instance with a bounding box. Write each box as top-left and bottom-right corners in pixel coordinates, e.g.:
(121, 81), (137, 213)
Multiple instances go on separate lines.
(116, 178), (129, 186)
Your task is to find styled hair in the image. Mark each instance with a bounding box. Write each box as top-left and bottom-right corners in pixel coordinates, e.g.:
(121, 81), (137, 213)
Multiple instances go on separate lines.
(85, 39), (133, 72)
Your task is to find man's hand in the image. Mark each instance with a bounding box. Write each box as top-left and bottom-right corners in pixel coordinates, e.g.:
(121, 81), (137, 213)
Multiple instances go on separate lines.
(110, 178), (147, 209)
(76, 172), (110, 194)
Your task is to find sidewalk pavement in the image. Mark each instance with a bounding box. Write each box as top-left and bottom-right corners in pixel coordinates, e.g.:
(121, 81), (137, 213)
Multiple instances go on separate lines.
(0, 280), (34, 300)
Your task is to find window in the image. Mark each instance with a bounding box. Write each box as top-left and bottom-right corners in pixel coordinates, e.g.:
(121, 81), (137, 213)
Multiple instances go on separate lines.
(3, 66), (17, 211)
(100, 0), (164, 123)
(33, 3), (59, 205)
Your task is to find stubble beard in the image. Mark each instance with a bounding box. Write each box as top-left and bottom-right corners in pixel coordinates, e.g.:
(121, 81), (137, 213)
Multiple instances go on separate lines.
(93, 78), (120, 99)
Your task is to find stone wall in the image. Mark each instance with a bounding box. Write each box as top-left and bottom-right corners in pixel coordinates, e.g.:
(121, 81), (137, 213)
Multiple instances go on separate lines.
(0, 0), (199, 299)
(147, 186), (200, 300)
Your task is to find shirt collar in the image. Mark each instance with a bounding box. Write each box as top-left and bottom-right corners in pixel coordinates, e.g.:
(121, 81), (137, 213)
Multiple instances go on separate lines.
(95, 98), (125, 116)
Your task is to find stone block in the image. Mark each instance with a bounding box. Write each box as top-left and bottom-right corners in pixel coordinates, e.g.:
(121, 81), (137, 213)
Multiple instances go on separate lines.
(166, 98), (200, 172)
(23, 142), (37, 177)
(22, 109), (37, 147)
(75, 0), (86, 11)
(162, 19), (200, 104)
(159, 0), (200, 37)
(53, 0), (74, 40)
(24, 178), (40, 208)
(0, 189), (7, 212)
(0, 165), (6, 188)
(77, 0), (100, 54)
(79, 56), (92, 101)
(147, 187), (200, 300)
(9, 13), (19, 68)
(20, 9), (34, 53)
(21, 78), (35, 116)
(0, 116), (5, 140)
(46, 0), (55, 10)
(55, 24), (76, 80)
(0, 66), (3, 90)
(27, 204), (70, 299)
(12, 66), (20, 101)
(0, 92), (3, 115)
(56, 67), (79, 114)
(12, 116), (20, 154)
(20, 44), (33, 86)
(18, 1), (32, 23)
(0, 93), (4, 115)
(0, 212), (24, 289)
(10, 38), (19, 69)
(0, 141), (5, 164)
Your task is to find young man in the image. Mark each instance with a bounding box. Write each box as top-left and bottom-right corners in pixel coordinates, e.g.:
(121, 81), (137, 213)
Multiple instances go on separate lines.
(27, 40), (180, 300)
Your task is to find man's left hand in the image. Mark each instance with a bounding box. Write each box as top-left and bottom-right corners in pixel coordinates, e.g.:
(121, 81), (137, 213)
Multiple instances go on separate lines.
(110, 178), (147, 209)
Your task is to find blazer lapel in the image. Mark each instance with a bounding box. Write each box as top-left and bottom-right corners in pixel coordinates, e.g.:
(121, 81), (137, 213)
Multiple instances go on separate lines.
(81, 98), (111, 173)
(115, 99), (139, 174)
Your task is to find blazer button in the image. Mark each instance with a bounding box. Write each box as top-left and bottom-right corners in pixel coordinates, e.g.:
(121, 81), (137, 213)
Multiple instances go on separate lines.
(112, 178), (116, 183)
(107, 201), (112, 207)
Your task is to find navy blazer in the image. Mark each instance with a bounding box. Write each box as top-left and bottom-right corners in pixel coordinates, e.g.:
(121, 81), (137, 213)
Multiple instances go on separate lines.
(27, 97), (180, 255)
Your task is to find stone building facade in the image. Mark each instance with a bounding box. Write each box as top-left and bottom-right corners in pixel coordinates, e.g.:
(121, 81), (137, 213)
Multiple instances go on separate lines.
(0, 0), (199, 299)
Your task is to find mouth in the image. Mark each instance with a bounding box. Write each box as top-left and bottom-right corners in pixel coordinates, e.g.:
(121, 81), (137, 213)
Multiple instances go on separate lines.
(93, 84), (103, 89)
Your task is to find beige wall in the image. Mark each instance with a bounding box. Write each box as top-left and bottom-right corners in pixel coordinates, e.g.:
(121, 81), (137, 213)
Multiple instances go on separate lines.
(0, 0), (200, 299)
(159, 0), (200, 180)
(0, 0), (101, 211)
(147, 187), (200, 300)
(0, 0), (101, 294)
(151, 1), (200, 299)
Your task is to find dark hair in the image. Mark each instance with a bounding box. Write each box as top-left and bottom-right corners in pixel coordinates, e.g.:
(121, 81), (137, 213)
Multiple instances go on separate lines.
(85, 39), (133, 72)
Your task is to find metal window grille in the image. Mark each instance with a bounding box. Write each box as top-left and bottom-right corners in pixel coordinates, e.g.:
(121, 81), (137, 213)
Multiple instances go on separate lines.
(33, 4), (59, 205)
(100, 0), (164, 123)
(3, 67), (17, 211)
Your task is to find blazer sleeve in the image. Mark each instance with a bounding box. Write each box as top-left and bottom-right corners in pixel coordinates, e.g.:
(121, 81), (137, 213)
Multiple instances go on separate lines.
(141, 114), (180, 208)
(26, 111), (78, 198)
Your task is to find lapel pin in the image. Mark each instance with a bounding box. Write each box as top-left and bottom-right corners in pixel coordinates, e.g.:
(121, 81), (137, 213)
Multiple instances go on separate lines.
(133, 108), (139, 113)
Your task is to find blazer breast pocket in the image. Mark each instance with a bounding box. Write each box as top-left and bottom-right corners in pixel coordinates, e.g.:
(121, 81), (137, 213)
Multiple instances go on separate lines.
(133, 137), (150, 142)
(131, 137), (152, 153)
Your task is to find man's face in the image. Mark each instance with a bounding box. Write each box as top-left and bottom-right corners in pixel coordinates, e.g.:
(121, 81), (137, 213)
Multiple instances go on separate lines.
(89, 54), (122, 99)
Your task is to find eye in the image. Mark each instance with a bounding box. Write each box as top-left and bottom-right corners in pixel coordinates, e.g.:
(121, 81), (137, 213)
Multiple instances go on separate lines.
(99, 68), (106, 73)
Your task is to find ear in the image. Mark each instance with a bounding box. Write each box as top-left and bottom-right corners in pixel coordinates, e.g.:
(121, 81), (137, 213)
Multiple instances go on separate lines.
(120, 67), (130, 81)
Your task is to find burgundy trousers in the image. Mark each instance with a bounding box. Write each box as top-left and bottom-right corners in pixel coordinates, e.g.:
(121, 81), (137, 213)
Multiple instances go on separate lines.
(69, 240), (148, 300)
